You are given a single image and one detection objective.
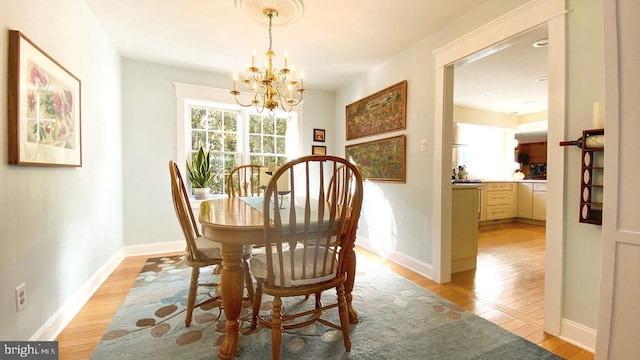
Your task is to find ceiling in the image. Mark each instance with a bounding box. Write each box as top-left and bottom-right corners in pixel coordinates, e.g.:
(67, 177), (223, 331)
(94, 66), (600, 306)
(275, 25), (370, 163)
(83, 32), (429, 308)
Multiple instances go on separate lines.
(85, 0), (547, 115)
(453, 26), (549, 115)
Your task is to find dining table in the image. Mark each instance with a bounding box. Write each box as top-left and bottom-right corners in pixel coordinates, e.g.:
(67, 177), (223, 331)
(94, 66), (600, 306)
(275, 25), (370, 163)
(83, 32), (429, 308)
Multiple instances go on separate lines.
(199, 197), (359, 360)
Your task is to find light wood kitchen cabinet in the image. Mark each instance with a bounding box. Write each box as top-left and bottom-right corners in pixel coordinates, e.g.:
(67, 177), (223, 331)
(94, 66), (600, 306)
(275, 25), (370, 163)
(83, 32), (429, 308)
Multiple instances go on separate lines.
(482, 182), (517, 220)
(452, 186), (479, 273)
(532, 182), (547, 220)
(517, 183), (533, 218)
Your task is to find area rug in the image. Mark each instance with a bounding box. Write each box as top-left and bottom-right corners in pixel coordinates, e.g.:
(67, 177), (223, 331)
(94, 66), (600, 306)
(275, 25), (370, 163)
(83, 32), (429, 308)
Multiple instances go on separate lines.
(90, 255), (561, 359)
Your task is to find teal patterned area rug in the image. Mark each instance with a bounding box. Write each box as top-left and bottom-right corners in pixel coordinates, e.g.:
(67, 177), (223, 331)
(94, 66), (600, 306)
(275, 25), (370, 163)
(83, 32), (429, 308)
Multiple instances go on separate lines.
(90, 255), (561, 360)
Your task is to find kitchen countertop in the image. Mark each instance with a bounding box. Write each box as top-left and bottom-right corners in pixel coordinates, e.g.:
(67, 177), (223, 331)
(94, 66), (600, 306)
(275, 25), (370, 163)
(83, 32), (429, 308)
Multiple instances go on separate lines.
(452, 183), (483, 189)
(478, 179), (547, 183)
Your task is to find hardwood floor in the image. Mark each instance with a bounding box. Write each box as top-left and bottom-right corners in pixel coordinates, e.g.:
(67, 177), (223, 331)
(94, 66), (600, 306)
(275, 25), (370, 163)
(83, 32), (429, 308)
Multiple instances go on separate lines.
(452, 222), (547, 325)
(56, 229), (593, 359)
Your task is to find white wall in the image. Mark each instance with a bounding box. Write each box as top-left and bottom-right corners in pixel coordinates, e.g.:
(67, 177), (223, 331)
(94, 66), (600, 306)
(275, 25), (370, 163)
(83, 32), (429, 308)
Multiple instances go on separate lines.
(120, 59), (335, 247)
(0, 0), (123, 340)
(335, 0), (530, 272)
(563, 0), (606, 329)
(336, 0), (605, 340)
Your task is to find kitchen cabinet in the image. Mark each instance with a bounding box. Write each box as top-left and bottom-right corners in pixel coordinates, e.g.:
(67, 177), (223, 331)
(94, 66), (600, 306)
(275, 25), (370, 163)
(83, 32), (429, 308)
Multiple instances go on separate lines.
(517, 183), (533, 218)
(532, 183), (547, 220)
(452, 186), (479, 273)
(516, 181), (546, 221)
(482, 182), (517, 221)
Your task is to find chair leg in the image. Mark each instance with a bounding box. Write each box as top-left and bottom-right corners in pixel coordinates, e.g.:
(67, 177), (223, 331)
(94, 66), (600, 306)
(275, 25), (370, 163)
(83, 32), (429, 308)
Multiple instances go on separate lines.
(213, 264), (223, 274)
(185, 267), (199, 327)
(271, 296), (283, 360)
(336, 284), (352, 352)
(251, 279), (263, 329)
(242, 256), (254, 301)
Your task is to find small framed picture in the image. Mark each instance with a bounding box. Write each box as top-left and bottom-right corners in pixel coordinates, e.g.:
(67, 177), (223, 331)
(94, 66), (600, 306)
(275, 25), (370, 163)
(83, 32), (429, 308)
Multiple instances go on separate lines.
(313, 128), (326, 142)
(312, 145), (327, 155)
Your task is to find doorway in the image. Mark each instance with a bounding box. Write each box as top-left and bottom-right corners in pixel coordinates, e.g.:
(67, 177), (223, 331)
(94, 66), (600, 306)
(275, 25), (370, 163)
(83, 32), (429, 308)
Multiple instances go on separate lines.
(450, 25), (550, 323)
(431, 0), (566, 335)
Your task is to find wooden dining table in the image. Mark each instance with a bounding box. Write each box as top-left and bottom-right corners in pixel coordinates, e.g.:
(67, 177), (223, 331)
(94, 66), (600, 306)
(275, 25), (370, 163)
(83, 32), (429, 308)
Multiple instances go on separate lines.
(199, 197), (359, 360)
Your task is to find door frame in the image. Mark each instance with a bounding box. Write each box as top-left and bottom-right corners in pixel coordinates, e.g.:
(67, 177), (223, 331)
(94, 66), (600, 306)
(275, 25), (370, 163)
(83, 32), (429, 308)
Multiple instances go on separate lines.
(431, 0), (566, 334)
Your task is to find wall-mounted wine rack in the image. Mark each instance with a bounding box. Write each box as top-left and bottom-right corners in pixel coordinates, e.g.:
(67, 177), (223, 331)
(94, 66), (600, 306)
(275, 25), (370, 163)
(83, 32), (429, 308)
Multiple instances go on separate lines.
(580, 129), (604, 224)
(560, 129), (604, 225)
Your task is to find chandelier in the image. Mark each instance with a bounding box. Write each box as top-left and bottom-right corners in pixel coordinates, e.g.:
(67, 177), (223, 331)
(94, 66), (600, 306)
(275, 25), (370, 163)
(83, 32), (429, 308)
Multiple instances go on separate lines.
(231, 8), (306, 114)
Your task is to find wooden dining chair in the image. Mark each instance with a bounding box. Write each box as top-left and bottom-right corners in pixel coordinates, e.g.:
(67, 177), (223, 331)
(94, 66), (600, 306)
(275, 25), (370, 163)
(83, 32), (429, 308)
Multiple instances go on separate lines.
(168, 161), (254, 326)
(226, 164), (263, 198)
(250, 155), (364, 359)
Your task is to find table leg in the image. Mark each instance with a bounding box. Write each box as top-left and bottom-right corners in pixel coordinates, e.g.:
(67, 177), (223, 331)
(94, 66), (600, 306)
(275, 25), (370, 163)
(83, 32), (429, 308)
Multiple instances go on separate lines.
(217, 244), (245, 360)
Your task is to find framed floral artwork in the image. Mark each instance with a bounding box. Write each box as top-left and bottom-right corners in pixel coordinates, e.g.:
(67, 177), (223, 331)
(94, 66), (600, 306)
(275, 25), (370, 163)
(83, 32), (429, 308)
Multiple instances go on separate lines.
(345, 135), (406, 183)
(8, 30), (82, 167)
(345, 80), (407, 140)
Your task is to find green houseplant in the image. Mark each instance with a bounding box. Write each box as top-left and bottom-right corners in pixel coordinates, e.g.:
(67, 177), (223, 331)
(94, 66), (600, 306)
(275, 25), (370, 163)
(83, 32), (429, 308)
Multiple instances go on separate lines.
(186, 146), (214, 199)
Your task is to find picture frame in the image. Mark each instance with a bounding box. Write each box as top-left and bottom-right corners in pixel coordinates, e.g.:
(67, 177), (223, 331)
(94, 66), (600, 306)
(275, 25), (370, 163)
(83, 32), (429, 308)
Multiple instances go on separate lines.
(345, 135), (406, 183)
(313, 128), (326, 142)
(345, 80), (407, 140)
(8, 30), (82, 167)
(312, 145), (327, 155)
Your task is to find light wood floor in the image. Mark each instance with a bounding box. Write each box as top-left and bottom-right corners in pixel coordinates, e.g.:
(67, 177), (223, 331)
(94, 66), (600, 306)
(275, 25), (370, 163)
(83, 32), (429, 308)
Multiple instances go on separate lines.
(56, 225), (593, 359)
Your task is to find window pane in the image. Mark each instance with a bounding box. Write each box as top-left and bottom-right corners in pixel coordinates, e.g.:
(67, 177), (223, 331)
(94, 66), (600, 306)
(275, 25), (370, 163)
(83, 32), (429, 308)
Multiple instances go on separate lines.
(224, 112), (238, 132)
(263, 136), (275, 153)
(249, 134), (261, 153)
(263, 116), (275, 135)
(264, 155), (276, 165)
(249, 155), (263, 165)
(276, 117), (287, 135)
(210, 154), (225, 194)
(192, 131), (206, 150)
(191, 108), (207, 129)
(207, 110), (222, 130)
(209, 132), (222, 151)
(224, 132), (238, 152)
(249, 114), (261, 133)
(276, 156), (287, 166)
(275, 136), (286, 154)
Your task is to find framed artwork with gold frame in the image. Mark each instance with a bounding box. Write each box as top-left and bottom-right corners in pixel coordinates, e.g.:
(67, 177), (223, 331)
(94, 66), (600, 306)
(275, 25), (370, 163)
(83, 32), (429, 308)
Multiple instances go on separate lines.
(345, 135), (405, 183)
(345, 80), (406, 140)
(312, 145), (327, 155)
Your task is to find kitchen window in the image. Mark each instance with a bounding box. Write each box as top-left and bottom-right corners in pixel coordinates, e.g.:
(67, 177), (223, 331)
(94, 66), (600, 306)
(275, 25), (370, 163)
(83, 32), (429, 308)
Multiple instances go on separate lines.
(455, 123), (516, 180)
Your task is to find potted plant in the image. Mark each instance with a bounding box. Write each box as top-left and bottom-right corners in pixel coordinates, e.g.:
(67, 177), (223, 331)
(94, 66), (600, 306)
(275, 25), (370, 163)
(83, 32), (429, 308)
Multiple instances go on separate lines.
(186, 146), (214, 199)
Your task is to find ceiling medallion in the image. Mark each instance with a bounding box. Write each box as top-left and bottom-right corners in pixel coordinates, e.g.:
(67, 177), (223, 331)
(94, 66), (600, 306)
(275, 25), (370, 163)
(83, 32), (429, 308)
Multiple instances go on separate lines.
(234, 0), (304, 27)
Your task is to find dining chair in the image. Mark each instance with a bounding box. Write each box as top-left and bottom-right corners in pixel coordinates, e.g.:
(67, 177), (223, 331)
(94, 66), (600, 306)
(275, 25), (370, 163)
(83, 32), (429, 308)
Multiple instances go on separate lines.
(168, 160), (254, 326)
(226, 164), (263, 198)
(250, 155), (364, 359)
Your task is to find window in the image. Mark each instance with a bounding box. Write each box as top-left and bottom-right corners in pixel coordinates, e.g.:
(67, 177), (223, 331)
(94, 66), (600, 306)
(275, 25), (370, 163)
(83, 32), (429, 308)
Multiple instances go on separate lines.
(455, 123), (516, 180)
(176, 83), (302, 197)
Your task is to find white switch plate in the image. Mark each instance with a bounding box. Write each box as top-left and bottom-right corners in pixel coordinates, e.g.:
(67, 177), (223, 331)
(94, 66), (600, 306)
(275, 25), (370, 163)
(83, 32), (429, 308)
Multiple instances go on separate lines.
(420, 139), (427, 152)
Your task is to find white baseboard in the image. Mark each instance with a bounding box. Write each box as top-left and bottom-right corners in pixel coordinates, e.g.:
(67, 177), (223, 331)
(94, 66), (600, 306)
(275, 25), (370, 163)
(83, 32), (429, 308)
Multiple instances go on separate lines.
(560, 318), (596, 353)
(356, 236), (434, 280)
(33, 248), (126, 341)
(34, 240), (184, 341)
(124, 241), (183, 257)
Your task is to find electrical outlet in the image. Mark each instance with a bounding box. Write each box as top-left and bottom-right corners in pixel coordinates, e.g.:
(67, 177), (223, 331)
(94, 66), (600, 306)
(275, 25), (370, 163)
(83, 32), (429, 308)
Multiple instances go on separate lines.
(15, 283), (26, 312)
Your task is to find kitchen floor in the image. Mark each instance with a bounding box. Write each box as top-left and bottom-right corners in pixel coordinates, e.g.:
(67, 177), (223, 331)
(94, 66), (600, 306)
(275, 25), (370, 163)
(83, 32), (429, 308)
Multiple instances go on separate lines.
(450, 222), (546, 325)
